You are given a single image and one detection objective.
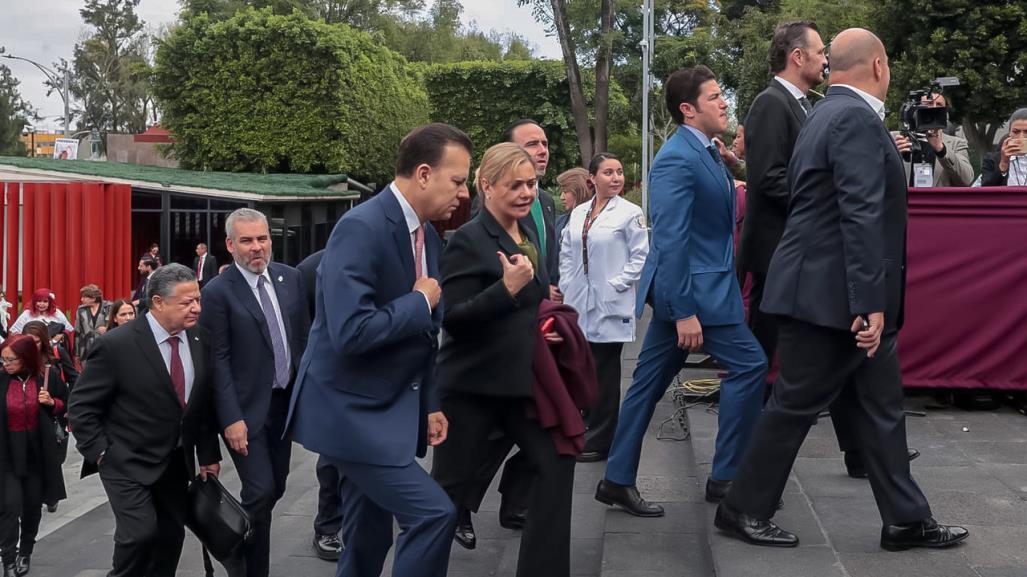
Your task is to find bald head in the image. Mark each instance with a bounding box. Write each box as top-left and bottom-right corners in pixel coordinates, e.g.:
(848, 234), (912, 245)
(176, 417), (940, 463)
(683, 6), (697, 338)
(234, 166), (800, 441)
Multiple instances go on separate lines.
(829, 29), (884, 72)
(828, 28), (890, 99)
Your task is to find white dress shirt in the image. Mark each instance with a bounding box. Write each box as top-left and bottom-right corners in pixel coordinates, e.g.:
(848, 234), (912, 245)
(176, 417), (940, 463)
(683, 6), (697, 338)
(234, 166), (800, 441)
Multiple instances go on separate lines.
(390, 182), (432, 313)
(774, 76), (807, 101)
(833, 84), (887, 121)
(235, 262), (292, 377)
(146, 312), (195, 402)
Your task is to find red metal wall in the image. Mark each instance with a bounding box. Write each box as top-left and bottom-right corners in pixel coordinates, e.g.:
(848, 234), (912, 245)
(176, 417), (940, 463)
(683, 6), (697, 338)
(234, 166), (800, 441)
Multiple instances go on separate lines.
(0, 181), (132, 316)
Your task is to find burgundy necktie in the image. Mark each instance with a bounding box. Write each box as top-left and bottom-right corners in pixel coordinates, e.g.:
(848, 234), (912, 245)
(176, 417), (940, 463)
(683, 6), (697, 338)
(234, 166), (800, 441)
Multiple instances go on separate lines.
(414, 225), (425, 279)
(166, 335), (186, 406)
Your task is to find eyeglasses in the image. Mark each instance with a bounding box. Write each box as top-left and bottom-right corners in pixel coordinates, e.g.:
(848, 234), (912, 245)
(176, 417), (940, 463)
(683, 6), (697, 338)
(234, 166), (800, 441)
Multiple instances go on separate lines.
(0, 357), (20, 365)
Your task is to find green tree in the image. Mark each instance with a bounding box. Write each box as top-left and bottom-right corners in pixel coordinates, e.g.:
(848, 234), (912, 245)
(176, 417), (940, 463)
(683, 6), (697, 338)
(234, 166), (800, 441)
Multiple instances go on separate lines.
(720, 0), (877, 121)
(877, 0), (1027, 154)
(517, 0), (617, 162)
(154, 8), (428, 182)
(423, 60), (630, 188)
(0, 62), (35, 156)
(68, 0), (152, 136)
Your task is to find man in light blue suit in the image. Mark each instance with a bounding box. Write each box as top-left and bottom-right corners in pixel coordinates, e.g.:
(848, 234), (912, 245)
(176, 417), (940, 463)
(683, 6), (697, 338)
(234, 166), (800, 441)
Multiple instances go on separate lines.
(286, 123), (472, 577)
(595, 66), (768, 516)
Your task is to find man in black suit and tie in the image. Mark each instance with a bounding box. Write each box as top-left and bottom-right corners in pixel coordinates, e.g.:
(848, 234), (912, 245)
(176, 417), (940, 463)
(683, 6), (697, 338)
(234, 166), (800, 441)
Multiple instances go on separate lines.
(132, 257), (157, 314)
(70, 263), (222, 577)
(193, 242), (218, 288)
(199, 208), (310, 577)
(715, 29), (968, 552)
(739, 21), (826, 363)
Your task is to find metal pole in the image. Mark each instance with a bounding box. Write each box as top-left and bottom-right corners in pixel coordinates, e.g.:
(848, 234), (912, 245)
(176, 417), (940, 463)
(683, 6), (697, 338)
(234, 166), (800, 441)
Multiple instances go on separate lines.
(640, 0), (653, 220)
(63, 68), (71, 138)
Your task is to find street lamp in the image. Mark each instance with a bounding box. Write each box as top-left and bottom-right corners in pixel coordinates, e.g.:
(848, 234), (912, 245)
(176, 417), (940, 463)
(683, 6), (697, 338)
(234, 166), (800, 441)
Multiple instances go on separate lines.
(0, 47), (71, 138)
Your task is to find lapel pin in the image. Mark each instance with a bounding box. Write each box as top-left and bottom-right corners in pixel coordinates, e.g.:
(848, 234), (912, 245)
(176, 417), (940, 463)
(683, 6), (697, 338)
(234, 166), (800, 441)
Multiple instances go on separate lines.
(277, 275), (284, 282)
(194, 336), (200, 341)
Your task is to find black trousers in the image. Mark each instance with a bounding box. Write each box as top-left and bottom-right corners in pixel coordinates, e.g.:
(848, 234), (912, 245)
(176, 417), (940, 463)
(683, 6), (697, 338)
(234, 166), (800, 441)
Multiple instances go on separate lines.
(724, 319), (932, 525)
(314, 455), (343, 537)
(0, 470), (44, 563)
(458, 439), (534, 515)
(229, 390), (293, 577)
(432, 394), (576, 577)
(747, 274), (857, 453)
(100, 449), (189, 577)
(583, 341), (624, 454)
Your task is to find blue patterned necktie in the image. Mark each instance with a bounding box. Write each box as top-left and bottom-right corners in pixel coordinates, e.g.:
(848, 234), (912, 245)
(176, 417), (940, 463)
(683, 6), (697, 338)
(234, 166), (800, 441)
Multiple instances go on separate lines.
(257, 275), (289, 388)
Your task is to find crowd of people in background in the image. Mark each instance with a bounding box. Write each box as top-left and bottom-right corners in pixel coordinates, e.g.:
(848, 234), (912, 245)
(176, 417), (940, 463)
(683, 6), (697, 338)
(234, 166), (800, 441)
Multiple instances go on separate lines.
(7, 14), (1027, 577)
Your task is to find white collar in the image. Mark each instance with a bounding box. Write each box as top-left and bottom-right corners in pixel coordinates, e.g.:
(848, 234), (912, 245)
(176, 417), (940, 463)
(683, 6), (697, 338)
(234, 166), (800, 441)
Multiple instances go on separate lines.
(146, 310), (186, 342)
(682, 124), (713, 148)
(390, 182), (422, 234)
(235, 262), (273, 290)
(774, 76), (807, 100)
(833, 84), (887, 121)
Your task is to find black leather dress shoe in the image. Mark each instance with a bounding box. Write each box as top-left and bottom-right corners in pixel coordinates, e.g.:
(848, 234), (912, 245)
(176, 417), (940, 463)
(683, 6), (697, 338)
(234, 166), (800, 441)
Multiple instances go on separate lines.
(705, 478), (731, 503)
(454, 507), (476, 550)
(576, 450), (607, 463)
(714, 503), (799, 547)
(880, 517), (968, 551)
(846, 448), (922, 478)
(499, 508), (527, 530)
(594, 480), (664, 517)
(312, 533), (343, 561)
(13, 555), (28, 577)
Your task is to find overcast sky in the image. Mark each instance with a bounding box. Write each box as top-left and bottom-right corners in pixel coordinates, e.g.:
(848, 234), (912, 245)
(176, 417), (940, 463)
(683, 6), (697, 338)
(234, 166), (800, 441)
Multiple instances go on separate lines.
(1, 0), (560, 132)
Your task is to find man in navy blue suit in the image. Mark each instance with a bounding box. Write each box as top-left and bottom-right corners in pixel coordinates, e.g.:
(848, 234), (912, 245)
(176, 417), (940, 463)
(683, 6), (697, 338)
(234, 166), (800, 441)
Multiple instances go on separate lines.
(199, 208), (311, 577)
(595, 66), (768, 516)
(287, 123), (471, 577)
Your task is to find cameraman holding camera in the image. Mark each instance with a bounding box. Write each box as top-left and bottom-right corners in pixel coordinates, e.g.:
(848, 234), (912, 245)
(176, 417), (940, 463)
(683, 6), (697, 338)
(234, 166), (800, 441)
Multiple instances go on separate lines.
(893, 92), (974, 187)
(981, 108), (1027, 187)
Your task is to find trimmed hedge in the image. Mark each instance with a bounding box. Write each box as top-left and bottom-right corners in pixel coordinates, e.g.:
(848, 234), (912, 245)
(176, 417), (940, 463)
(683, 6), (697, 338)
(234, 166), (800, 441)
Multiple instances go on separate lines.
(154, 8), (428, 183)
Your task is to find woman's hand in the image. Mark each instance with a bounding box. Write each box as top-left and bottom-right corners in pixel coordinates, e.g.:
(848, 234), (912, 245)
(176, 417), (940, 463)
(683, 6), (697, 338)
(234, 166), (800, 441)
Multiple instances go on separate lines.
(499, 252), (534, 296)
(38, 389), (55, 407)
(97, 326), (107, 335)
(543, 330), (563, 344)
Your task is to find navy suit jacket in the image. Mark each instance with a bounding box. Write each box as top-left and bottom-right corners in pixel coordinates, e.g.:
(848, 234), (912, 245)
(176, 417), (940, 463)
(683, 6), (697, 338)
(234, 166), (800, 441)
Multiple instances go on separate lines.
(636, 124), (743, 326)
(286, 188), (443, 466)
(762, 86), (908, 333)
(200, 262), (310, 432)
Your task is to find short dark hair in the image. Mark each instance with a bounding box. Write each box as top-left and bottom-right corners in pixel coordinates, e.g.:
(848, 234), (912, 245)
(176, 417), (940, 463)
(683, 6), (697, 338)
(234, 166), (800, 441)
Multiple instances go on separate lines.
(395, 123), (473, 178)
(140, 257), (158, 271)
(768, 21), (818, 74)
(588, 152), (621, 175)
(665, 66), (717, 125)
(501, 119), (541, 143)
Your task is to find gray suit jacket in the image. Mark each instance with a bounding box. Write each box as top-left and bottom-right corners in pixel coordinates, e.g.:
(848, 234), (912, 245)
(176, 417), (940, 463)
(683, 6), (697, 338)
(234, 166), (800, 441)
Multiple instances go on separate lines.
(894, 131), (974, 187)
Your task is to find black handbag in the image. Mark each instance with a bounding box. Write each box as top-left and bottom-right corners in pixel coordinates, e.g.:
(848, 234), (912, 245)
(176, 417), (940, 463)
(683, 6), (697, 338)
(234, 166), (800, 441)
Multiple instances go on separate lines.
(41, 366), (66, 445)
(185, 474), (252, 576)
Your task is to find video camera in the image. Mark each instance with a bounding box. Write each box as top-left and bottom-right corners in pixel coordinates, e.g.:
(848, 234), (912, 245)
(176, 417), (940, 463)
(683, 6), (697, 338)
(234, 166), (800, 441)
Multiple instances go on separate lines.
(899, 76), (960, 132)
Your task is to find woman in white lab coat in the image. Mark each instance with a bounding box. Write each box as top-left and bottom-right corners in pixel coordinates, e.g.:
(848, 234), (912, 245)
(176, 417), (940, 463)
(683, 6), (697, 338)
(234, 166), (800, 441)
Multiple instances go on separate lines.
(559, 153), (649, 462)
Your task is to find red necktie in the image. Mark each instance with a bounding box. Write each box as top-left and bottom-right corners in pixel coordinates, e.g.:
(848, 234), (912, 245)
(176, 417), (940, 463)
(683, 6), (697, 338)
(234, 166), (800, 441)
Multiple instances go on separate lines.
(414, 225), (425, 280)
(166, 335), (186, 406)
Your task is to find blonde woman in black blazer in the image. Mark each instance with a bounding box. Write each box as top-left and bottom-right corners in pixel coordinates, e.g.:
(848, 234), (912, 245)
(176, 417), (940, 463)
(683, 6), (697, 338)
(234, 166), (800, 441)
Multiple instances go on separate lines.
(431, 143), (575, 577)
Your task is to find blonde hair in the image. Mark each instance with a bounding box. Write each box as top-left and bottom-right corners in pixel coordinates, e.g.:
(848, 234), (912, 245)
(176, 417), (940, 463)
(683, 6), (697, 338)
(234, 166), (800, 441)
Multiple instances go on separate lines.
(557, 167), (593, 207)
(475, 142), (534, 201)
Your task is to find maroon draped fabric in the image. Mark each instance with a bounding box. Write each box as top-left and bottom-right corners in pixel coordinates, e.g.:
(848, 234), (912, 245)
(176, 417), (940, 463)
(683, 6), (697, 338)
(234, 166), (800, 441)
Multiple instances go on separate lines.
(900, 187), (1027, 390)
